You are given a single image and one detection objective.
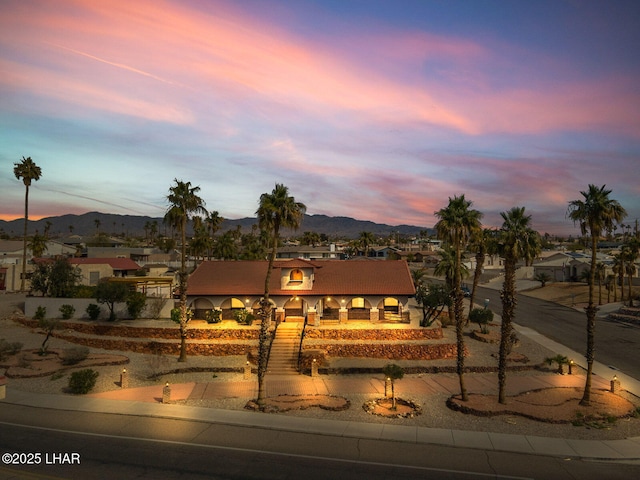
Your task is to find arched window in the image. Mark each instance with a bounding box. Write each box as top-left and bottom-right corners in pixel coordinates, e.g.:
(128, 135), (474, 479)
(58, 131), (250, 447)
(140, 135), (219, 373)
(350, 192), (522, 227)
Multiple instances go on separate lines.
(289, 269), (303, 283)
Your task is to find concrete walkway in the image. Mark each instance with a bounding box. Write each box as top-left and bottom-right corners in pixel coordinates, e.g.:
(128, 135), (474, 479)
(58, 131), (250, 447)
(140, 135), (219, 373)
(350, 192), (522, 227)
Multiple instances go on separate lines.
(3, 330), (640, 463)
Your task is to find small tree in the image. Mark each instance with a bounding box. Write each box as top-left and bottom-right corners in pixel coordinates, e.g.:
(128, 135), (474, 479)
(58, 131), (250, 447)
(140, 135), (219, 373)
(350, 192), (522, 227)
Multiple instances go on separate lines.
(415, 283), (451, 327)
(534, 272), (551, 288)
(30, 258), (81, 298)
(382, 363), (404, 410)
(95, 280), (130, 321)
(545, 354), (570, 374)
(38, 317), (61, 355)
(469, 307), (493, 334)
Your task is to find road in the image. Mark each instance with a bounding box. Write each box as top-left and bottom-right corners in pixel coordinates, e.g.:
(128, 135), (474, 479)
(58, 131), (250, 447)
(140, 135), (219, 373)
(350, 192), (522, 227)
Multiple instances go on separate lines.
(475, 286), (640, 379)
(1, 404), (639, 480)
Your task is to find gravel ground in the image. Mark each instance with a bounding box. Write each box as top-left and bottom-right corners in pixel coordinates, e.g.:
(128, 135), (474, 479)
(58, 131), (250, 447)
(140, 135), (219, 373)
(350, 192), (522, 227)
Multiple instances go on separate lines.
(2, 292), (640, 441)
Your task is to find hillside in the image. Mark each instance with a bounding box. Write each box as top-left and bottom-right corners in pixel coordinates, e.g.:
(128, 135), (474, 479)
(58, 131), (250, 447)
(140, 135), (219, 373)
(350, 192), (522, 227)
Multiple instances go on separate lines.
(0, 212), (431, 240)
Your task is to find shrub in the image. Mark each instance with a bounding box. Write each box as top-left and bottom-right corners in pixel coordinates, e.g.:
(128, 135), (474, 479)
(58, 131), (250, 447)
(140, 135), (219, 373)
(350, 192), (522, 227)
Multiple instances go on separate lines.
(233, 308), (254, 325)
(86, 303), (101, 320)
(0, 339), (23, 361)
(206, 309), (222, 324)
(469, 307), (493, 334)
(61, 346), (90, 365)
(59, 304), (75, 319)
(126, 292), (147, 319)
(68, 369), (99, 394)
(34, 306), (46, 320)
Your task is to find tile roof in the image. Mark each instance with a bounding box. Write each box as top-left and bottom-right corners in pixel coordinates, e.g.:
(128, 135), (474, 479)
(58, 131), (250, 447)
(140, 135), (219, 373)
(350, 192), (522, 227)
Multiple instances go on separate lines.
(187, 260), (415, 296)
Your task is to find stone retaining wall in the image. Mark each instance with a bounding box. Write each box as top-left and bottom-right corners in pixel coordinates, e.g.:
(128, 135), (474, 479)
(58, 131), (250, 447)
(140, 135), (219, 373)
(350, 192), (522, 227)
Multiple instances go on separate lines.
(18, 318), (259, 340)
(304, 327), (443, 341)
(306, 342), (459, 360)
(51, 333), (252, 356)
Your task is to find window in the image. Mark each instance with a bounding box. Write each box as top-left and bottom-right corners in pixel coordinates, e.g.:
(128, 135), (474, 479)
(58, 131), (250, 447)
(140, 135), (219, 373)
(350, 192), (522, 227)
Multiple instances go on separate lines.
(289, 269), (303, 283)
(351, 297), (365, 309)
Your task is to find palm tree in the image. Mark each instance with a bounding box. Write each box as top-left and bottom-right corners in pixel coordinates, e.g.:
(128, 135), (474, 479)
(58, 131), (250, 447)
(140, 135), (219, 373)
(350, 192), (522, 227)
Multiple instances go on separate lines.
(467, 228), (495, 323)
(595, 262), (606, 305)
(165, 179), (208, 362)
(28, 231), (48, 258)
(255, 184), (306, 405)
(612, 252), (624, 302)
(13, 156), (42, 292)
(434, 246), (468, 325)
(434, 195), (483, 401)
(205, 211), (223, 260)
(568, 184), (626, 406)
(623, 240), (639, 307)
(497, 206), (541, 404)
(358, 231), (375, 257)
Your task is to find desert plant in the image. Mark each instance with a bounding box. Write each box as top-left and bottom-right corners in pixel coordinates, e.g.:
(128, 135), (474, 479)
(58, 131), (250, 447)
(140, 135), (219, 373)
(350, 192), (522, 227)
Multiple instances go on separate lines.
(95, 279), (130, 321)
(544, 354), (570, 374)
(0, 339), (23, 361)
(534, 272), (551, 287)
(469, 307), (493, 334)
(68, 369), (99, 394)
(59, 304), (75, 319)
(61, 346), (90, 365)
(126, 291), (147, 319)
(86, 303), (101, 320)
(34, 305), (46, 320)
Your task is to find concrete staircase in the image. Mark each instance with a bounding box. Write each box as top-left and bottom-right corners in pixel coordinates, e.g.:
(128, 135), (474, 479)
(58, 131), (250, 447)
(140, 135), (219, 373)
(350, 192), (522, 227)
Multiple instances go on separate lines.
(266, 322), (301, 375)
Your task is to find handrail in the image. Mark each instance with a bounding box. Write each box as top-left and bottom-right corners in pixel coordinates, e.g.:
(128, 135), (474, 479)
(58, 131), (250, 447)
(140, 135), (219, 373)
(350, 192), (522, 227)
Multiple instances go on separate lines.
(296, 315), (308, 372)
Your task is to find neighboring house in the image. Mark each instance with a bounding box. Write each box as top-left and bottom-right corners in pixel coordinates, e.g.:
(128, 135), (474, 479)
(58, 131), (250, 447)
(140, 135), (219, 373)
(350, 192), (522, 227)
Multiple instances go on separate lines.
(86, 246), (177, 265)
(69, 258), (141, 286)
(532, 251), (612, 282)
(277, 244), (342, 260)
(186, 259), (416, 324)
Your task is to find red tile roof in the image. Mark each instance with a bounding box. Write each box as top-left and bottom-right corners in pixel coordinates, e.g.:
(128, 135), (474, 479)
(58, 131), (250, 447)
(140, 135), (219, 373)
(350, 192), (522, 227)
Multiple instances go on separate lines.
(69, 258), (140, 270)
(187, 260), (415, 296)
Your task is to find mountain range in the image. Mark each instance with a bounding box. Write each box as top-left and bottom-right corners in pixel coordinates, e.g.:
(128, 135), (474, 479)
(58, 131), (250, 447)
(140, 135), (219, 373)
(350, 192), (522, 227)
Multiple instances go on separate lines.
(0, 211), (431, 240)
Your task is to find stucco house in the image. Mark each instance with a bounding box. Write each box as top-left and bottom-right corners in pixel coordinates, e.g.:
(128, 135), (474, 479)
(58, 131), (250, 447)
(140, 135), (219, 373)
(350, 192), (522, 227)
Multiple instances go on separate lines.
(186, 259), (416, 325)
(69, 257), (141, 286)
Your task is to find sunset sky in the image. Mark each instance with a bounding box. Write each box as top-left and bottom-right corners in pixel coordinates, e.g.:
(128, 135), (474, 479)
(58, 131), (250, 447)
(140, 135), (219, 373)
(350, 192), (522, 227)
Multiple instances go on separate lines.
(1, 0), (639, 236)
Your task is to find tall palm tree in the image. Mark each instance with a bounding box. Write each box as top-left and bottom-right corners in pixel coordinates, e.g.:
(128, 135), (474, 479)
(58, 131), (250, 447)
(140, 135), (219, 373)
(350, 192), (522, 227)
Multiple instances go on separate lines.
(434, 195), (483, 402)
(255, 183), (306, 405)
(497, 207), (541, 404)
(165, 179), (208, 362)
(568, 184), (626, 406)
(612, 252), (624, 302)
(13, 156), (42, 292)
(434, 246), (468, 325)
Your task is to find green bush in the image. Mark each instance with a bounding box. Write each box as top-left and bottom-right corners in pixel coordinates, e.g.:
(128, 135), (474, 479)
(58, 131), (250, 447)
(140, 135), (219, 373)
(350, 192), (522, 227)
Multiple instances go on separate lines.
(86, 303), (101, 320)
(68, 369), (99, 394)
(126, 292), (147, 319)
(206, 309), (222, 324)
(469, 307), (493, 334)
(233, 309), (255, 325)
(59, 304), (75, 319)
(61, 346), (90, 365)
(34, 306), (46, 320)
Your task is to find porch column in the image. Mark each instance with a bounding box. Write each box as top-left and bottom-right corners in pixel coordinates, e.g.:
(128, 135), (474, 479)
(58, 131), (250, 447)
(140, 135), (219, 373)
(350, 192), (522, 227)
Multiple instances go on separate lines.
(339, 307), (348, 324)
(369, 307), (379, 323)
(307, 307), (318, 327)
(275, 307), (285, 324)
